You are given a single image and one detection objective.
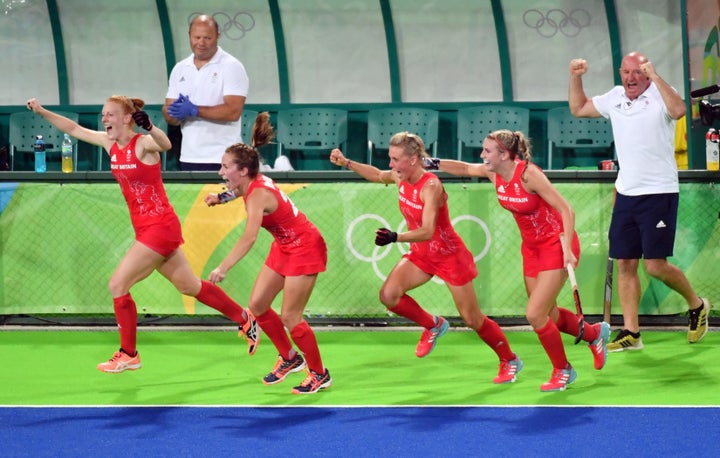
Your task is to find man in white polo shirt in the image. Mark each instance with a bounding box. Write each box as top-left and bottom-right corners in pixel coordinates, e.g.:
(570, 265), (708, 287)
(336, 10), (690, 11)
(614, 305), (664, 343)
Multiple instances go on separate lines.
(567, 51), (711, 351)
(163, 14), (249, 171)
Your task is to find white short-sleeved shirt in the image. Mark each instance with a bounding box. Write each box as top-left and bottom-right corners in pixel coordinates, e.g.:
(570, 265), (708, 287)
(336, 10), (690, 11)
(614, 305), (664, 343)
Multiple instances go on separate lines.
(593, 82), (679, 195)
(167, 47), (249, 164)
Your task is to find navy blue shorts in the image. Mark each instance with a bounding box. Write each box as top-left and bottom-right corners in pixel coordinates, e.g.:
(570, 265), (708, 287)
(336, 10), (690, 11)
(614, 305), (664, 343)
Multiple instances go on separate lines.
(608, 192), (678, 260)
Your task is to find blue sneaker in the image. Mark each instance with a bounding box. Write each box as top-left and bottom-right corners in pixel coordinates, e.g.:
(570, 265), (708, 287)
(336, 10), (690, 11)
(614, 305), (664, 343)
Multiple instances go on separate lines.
(540, 364), (577, 392)
(415, 316), (449, 357)
(589, 321), (610, 370)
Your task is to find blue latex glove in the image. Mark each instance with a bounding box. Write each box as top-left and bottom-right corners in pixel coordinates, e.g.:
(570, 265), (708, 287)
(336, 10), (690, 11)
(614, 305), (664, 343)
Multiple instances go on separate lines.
(167, 93), (198, 120)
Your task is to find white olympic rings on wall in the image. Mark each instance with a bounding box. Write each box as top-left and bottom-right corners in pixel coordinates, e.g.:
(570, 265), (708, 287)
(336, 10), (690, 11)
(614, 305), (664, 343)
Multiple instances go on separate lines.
(522, 8), (591, 38)
(188, 11), (255, 40)
(345, 213), (492, 284)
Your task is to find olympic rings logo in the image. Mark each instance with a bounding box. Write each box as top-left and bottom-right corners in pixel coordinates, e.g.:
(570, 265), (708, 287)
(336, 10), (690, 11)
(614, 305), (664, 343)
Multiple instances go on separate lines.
(522, 9), (591, 38)
(188, 11), (255, 40)
(346, 213), (491, 285)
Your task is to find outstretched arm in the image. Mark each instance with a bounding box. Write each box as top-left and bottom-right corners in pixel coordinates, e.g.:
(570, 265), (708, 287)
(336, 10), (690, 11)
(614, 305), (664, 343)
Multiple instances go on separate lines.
(26, 98), (108, 148)
(329, 148), (396, 184)
(426, 157), (490, 179)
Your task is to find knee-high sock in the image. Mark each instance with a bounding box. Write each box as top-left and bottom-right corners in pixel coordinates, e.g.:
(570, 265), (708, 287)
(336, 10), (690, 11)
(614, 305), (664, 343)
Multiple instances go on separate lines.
(255, 309), (293, 360)
(290, 320), (324, 373)
(113, 294), (137, 355)
(555, 307), (599, 343)
(389, 295), (436, 329)
(535, 319), (569, 369)
(476, 317), (515, 361)
(195, 280), (246, 325)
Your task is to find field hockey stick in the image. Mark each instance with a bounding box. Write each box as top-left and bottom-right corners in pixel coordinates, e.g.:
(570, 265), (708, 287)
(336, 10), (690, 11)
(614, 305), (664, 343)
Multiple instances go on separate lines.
(603, 257), (613, 324)
(603, 188), (617, 324)
(566, 262), (585, 344)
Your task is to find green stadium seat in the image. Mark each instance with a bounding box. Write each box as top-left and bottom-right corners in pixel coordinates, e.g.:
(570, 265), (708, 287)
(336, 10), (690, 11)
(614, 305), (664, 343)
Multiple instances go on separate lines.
(546, 106), (614, 169)
(367, 107), (438, 167)
(275, 107), (348, 170)
(456, 105), (530, 161)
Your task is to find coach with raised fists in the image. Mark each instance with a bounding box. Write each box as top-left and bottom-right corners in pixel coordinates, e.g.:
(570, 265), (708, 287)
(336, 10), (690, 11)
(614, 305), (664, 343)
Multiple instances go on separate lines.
(568, 52), (711, 351)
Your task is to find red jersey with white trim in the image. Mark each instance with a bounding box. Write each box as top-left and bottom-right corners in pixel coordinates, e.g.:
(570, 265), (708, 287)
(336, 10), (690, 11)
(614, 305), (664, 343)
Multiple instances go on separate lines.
(398, 172), (468, 259)
(244, 174), (323, 251)
(110, 134), (178, 231)
(494, 160), (562, 244)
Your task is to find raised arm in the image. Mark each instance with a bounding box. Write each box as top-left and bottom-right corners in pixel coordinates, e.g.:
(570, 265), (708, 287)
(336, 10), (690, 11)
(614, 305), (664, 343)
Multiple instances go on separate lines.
(568, 59), (602, 118)
(425, 157), (490, 179)
(131, 110), (172, 155)
(26, 98), (108, 147)
(641, 61), (686, 119)
(329, 148), (396, 184)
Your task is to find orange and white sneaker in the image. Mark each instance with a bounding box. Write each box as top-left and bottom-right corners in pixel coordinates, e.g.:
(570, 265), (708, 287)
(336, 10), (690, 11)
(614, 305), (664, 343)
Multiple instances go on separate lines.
(493, 355), (523, 384)
(97, 349), (141, 373)
(238, 311), (260, 355)
(292, 368), (332, 394)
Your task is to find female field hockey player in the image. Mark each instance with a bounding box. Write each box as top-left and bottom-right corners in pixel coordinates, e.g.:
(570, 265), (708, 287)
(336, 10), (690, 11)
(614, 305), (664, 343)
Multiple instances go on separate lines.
(425, 129), (610, 391)
(329, 132), (522, 384)
(204, 113), (331, 394)
(26, 96), (258, 373)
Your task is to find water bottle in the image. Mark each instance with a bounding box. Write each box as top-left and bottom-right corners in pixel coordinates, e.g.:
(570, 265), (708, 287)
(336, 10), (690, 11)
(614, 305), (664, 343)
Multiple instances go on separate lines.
(706, 128), (719, 171)
(61, 133), (73, 173)
(34, 135), (46, 173)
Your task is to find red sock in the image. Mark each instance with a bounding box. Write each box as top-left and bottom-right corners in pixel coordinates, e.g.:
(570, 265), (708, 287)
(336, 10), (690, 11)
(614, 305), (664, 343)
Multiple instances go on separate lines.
(535, 319), (568, 369)
(476, 317), (515, 361)
(389, 295), (436, 329)
(113, 294), (137, 355)
(195, 280), (246, 325)
(290, 320), (324, 373)
(555, 307), (599, 343)
(255, 309), (293, 360)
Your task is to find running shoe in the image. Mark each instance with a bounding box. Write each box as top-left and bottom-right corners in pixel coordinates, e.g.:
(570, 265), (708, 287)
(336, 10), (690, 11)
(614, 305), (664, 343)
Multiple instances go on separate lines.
(588, 321), (610, 370)
(291, 368), (332, 394)
(97, 349), (142, 373)
(493, 355), (523, 384)
(238, 310), (260, 355)
(262, 354), (306, 385)
(415, 316), (449, 358)
(607, 329), (643, 352)
(688, 298), (711, 343)
(540, 364), (577, 392)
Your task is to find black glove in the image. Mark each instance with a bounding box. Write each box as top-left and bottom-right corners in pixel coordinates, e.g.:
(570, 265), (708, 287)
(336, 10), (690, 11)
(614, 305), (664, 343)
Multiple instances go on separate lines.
(422, 157), (440, 170)
(375, 228), (398, 246)
(132, 110), (153, 131)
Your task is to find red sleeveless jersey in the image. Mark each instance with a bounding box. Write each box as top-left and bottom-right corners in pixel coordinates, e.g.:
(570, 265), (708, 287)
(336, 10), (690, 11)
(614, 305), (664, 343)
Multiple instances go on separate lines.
(245, 175), (326, 275)
(110, 134), (178, 231)
(494, 161), (563, 244)
(398, 172), (477, 285)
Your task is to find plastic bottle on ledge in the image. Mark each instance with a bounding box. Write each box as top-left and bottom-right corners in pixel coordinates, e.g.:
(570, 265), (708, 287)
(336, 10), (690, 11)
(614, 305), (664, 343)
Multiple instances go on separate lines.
(706, 128), (720, 171)
(61, 133), (73, 173)
(34, 135), (46, 173)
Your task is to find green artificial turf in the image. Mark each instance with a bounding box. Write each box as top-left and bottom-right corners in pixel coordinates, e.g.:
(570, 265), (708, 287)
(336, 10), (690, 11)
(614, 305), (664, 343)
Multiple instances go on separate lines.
(0, 328), (716, 406)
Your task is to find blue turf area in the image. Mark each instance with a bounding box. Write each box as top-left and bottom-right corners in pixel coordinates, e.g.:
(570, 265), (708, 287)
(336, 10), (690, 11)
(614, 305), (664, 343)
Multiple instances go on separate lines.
(1, 406), (718, 457)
